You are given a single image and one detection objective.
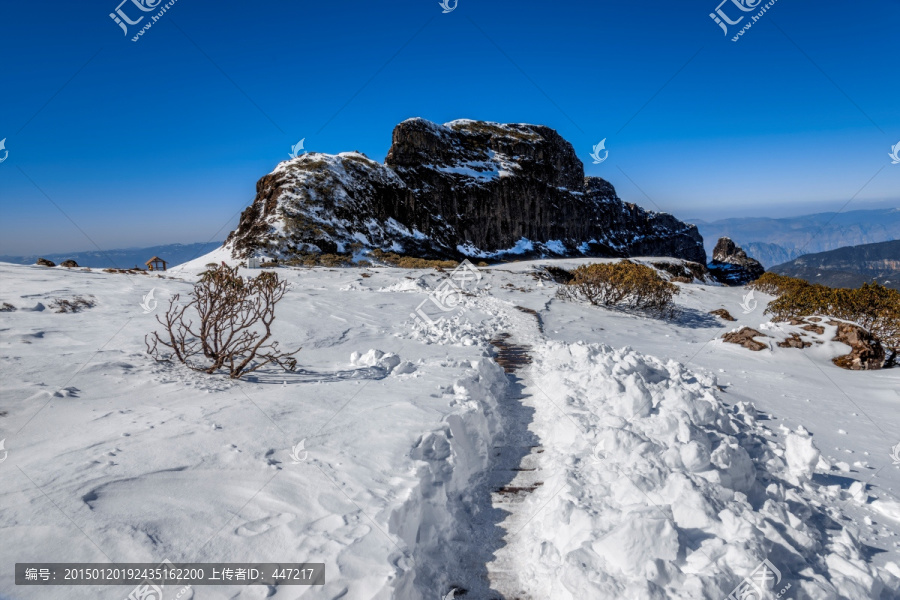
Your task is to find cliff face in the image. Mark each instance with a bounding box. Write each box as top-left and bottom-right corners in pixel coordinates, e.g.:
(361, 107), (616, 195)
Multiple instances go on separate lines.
(225, 118), (706, 262)
(708, 237), (766, 285)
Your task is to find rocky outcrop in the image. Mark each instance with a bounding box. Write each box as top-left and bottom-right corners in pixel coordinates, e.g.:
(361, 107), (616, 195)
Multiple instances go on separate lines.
(36, 258), (55, 267)
(225, 118), (706, 262)
(722, 328), (769, 351)
(829, 321), (885, 370)
(778, 333), (812, 349)
(60, 260), (79, 268)
(709, 308), (736, 321)
(708, 237), (765, 285)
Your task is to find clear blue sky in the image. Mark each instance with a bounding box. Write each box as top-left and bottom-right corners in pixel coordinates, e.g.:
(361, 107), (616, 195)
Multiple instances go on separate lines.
(1, 0), (898, 255)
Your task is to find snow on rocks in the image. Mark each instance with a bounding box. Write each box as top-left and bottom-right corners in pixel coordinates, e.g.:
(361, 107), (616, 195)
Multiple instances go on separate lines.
(500, 340), (895, 599)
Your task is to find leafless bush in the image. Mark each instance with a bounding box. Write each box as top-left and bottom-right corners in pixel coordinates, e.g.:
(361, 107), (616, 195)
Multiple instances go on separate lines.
(146, 264), (300, 379)
(50, 296), (95, 313)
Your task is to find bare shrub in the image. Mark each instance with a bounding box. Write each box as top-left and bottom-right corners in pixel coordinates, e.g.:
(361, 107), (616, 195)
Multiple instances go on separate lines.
(50, 296), (95, 313)
(146, 264), (300, 379)
(557, 261), (679, 316)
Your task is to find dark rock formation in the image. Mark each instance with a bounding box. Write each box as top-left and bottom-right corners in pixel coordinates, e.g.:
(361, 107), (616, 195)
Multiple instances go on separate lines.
(225, 118), (706, 262)
(829, 321), (885, 370)
(722, 327), (769, 351)
(60, 260), (79, 268)
(708, 237), (765, 285)
(650, 260), (712, 283)
(36, 258), (56, 267)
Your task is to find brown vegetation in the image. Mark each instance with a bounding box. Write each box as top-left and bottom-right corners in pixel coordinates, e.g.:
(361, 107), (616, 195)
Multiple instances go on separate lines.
(146, 264), (300, 379)
(750, 273), (899, 367)
(50, 296), (95, 313)
(557, 261), (679, 316)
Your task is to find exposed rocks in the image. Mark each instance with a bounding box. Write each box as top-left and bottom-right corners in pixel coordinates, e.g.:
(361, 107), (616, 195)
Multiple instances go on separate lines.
(59, 260), (79, 268)
(36, 258), (56, 267)
(778, 333), (812, 349)
(707, 237), (765, 285)
(829, 321), (885, 370)
(722, 328), (769, 351)
(225, 118), (707, 263)
(800, 323), (825, 335)
(650, 260), (711, 283)
(709, 308), (737, 321)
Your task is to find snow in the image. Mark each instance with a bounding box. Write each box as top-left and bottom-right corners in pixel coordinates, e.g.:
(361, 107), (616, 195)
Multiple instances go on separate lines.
(1, 257), (899, 599)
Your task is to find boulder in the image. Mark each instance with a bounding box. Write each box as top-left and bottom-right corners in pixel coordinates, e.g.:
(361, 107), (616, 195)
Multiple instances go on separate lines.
(778, 333), (812, 349)
(722, 327), (769, 351)
(60, 260), (79, 268)
(829, 321), (885, 370)
(36, 258), (56, 267)
(709, 308), (736, 321)
(707, 237), (765, 285)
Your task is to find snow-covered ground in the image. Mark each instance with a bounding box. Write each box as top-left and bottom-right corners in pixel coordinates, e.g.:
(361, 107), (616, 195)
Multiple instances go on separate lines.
(1, 256), (898, 599)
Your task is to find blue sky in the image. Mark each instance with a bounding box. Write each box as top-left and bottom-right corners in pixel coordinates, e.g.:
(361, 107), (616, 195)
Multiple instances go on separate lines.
(0, 0), (898, 255)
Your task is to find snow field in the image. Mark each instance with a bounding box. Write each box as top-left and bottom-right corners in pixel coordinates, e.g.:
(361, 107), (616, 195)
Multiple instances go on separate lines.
(2, 257), (899, 599)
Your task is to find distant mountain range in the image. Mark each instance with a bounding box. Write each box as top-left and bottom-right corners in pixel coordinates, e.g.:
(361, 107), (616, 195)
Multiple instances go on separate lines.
(0, 242), (223, 269)
(770, 240), (900, 290)
(692, 209), (900, 267)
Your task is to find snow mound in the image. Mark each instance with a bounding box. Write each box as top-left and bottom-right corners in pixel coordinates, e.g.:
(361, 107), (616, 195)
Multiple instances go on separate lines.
(508, 340), (894, 599)
(350, 349), (401, 372)
(376, 278), (429, 293)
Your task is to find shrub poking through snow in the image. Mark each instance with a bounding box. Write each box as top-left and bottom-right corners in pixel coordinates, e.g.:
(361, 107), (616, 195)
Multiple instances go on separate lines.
(751, 274), (900, 367)
(557, 261), (679, 316)
(146, 264), (300, 379)
(50, 296), (95, 313)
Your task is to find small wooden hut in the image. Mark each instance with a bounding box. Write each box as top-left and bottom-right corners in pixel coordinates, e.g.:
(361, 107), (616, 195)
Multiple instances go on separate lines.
(145, 256), (168, 271)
